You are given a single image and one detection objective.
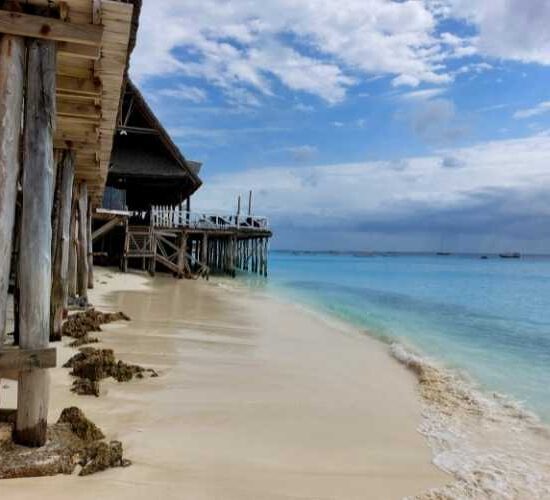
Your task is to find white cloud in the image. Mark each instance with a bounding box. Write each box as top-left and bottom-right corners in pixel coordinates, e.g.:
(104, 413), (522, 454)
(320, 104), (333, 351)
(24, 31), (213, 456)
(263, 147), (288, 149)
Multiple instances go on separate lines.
(446, 0), (550, 65)
(158, 84), (207, 103)
(332, 121), (344, 128)
(131, 0), (454, 105)
(193, 132), (550, 235)
(514, 101), (550, 119)
(399, 88), (447, 101)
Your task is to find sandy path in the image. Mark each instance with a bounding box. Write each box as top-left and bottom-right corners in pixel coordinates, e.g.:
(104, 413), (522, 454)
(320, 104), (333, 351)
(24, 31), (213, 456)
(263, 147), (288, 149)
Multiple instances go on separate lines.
(1, 268), (448, 499)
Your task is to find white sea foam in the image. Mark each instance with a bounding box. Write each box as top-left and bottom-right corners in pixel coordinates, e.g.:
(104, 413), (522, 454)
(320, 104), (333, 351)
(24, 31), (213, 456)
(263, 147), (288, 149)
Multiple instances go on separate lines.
(391, 342), (550, 499)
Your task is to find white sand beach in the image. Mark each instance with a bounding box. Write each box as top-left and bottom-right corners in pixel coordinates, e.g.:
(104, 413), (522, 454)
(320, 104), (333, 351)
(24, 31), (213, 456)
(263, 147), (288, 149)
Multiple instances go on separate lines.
(1, 267), (449, 499)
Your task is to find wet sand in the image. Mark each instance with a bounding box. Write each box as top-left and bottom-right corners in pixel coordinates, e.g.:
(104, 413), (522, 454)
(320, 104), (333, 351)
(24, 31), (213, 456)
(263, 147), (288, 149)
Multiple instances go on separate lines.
(1, 267), (449, 499)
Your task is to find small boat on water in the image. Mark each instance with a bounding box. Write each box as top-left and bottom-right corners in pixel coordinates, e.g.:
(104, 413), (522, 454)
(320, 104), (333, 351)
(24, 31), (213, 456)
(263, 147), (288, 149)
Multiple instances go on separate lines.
(436, 252), (451, 256)
(499, 252), (521, 259)
(480, 255), (489, 260)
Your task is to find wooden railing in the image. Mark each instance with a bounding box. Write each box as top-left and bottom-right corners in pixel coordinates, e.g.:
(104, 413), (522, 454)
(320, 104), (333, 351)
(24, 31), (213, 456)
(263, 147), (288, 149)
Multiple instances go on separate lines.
(151, 206), (269, 231)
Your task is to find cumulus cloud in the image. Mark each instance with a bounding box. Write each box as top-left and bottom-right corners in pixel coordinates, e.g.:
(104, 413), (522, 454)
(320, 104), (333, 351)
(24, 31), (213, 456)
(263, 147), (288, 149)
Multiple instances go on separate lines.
(131, 0), (456, 105)
(193, 131), (550, 242)
(446, 0), (550, 65)
(407, 98), (468, 143)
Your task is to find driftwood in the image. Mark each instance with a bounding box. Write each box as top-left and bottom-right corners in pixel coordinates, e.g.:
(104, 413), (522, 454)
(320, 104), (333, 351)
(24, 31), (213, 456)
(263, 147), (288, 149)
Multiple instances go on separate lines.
(15, 38), (56, 447)
(0, 32), (24, 344)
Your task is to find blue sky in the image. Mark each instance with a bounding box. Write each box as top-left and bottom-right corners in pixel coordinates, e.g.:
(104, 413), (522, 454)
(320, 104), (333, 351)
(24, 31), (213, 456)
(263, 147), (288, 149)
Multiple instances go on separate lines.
(130, 0), (550, 252)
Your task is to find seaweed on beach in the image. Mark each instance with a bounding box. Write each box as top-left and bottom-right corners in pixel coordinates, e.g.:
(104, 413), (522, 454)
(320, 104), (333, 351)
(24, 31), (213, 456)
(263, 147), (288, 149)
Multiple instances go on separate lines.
(62, 309), (130, 340)
(64, 347), (158, 397)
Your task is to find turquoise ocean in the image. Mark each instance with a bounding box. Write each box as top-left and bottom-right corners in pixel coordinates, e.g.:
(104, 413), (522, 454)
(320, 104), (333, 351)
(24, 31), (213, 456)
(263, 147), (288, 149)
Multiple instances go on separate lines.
(256, 252), (550, 422)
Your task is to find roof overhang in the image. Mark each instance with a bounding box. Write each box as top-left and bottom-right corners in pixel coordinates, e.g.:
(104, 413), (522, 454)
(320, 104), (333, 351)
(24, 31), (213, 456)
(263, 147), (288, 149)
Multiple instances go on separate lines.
(0, 0), (137, 205)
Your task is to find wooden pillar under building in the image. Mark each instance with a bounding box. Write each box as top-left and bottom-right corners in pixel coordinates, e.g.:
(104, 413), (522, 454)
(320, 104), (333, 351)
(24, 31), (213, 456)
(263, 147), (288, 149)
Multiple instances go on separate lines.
(15, 38), (56, 447)
(76, 181), (89, 301)
(50, 150), (75, 341)
(0, 31), (25, 344)
(87, 199), (94, 289)
(177, 230), (188, 278)
(201, 233), (208, 265)
(68, 184), (78, 298)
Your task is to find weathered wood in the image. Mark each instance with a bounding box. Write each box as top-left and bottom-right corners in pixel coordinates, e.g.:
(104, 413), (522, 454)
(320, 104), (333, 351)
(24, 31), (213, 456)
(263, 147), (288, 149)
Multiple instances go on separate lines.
(91, 215), (121, 241)
(0, 32), (24, 344)
(176, 231), (188, 278)
(15, 38), (56, 448)
(0, 347), (56, 372)
(68, 185), (78, 298)
(50, 150), (75, 341)
(76, 181), (89, 300)
(87, 198), (94, 289)
(0, 10), (103, 47)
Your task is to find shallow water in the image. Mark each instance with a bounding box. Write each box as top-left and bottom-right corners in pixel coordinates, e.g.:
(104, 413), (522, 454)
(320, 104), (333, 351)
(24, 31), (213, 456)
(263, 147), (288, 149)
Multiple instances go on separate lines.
(257, 252), (550, 422)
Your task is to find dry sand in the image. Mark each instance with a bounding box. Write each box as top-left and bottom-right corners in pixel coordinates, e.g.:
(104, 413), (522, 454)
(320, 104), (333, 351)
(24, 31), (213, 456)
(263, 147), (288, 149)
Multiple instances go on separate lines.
(1, 267), (449, 499)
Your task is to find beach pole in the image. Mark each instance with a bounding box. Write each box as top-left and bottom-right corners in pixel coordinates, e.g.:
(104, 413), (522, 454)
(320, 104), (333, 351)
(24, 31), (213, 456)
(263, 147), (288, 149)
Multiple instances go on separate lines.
(50, 150), (75, 341)
(177, 230), (187, 278)
(15, 37), (56, 447)
(76, 181), (89, 302)
(0, 30), (24, 345)
(68, 184), (79, 297)
(87, 198), (94, 289)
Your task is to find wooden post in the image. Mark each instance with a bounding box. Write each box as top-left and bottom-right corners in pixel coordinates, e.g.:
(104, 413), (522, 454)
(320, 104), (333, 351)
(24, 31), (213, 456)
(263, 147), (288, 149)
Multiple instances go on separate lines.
(68, 183), (78, 298)
(87, 198), (94, 289)
(15, 38), (56, 447)
(50, 150), (75, 341)
(177, 231), (187, 278)
(0, 31), (25, 344)
(76, 181), (89, 300)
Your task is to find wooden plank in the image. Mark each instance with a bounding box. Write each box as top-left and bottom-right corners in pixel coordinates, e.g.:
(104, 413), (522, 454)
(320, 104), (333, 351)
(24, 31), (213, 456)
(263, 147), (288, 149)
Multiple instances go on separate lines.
(0, 348), (56, 372)
(0, 10), (103, 46)
(57, 101), (101, 120)
(0, 33), (24, 344)
(57, 75), (101, 97)
(58, 41), (100, 60)
(15, 38), (56, 448)
(92, 216), (121, 241)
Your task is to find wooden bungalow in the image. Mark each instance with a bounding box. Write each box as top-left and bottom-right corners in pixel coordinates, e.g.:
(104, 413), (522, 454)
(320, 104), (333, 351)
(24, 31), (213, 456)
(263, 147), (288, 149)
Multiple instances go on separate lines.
(0, 0), (138, 447)
(93, 81), (272, 280)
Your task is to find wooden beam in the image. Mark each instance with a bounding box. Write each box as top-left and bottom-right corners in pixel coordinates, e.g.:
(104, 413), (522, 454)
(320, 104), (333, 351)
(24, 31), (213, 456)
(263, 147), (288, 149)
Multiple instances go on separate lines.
(68, 184), (78, 299)
(0, 10), (103, 47)
(15, 38), (56, 448)
(56, 75), (101, 97)
(0, 348), (56, 372)
(58, 41), (100, 60)
(87, 197), (94, 289)
(0, 33), (25, 345)
(57, 101), (101, 120)
(92, 216), (122, 241)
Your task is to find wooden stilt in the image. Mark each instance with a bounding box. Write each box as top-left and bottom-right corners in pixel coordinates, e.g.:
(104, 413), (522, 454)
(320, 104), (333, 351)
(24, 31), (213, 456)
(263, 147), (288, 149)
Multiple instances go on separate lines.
(68, 184), (78, 298)
(76, 181), (89, 300)
(15, 37), (56, 447)
(87, 198), (94, 289)
(0, 31), (25, 344)
(176, 230), (187, 278)
(50, 150), (75, 341)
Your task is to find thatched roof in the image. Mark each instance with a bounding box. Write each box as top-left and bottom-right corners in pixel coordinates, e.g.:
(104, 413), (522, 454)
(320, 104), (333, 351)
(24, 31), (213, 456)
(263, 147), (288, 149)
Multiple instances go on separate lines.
(108, 80), (202, 196)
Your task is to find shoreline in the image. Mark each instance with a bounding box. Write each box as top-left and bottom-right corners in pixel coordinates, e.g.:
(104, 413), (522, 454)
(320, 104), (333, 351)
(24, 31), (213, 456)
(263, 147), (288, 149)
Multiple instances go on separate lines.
(249, 279), (550, 498)
(1, 267), (448, 499)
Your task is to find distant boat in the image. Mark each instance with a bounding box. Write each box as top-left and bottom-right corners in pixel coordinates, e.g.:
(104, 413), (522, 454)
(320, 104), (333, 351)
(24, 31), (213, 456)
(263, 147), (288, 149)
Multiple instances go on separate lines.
(436, 252), (451, 256)
(499, 252), (521, 259)
(480, 255), (489, 260)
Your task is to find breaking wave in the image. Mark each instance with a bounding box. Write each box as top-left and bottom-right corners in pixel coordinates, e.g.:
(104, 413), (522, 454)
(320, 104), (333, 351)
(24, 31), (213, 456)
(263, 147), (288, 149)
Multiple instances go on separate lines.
(390, 343), (550, 499)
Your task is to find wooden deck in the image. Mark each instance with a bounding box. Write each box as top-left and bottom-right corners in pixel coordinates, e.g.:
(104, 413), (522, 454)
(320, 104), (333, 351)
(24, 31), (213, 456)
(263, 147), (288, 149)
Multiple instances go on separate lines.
(93, 207), (272, 279)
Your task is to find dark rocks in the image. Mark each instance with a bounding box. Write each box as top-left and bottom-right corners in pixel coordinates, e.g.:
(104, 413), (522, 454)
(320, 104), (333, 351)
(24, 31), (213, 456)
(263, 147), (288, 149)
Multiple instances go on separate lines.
(79, 440), (131, 476)
(62, 309), (130, 340)
(57, 407), (105, 442)
(64, 347), (158, 397)
(0, 408), (130, 479)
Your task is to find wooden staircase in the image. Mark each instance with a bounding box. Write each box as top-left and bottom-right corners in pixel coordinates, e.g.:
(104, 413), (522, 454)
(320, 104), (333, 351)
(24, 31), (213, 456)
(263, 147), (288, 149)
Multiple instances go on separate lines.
(123, 226), (209, 279)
